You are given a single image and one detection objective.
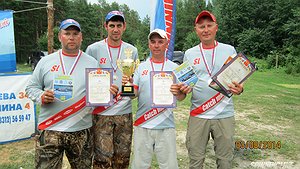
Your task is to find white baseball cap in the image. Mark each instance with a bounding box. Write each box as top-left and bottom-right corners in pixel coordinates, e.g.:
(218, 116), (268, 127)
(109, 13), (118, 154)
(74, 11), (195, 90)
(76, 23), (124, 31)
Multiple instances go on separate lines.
(148, 29), (168, 40)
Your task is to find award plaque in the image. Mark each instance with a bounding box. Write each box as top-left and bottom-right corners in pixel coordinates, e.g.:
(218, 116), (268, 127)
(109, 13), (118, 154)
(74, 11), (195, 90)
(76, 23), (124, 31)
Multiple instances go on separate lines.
(209, 52), (256, 97)
(117, 48), (140, 96)
(86, 68), (113, 106)
(150, 71), (176, 108)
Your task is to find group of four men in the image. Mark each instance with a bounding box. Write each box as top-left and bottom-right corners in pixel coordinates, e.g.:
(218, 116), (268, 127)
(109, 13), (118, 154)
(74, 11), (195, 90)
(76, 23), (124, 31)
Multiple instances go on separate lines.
(26, 10), (243, 169)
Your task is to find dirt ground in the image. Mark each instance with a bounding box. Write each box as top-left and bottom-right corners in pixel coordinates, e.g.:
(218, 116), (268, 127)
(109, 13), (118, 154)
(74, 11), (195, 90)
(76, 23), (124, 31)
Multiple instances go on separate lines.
(0, 107), (298, 169)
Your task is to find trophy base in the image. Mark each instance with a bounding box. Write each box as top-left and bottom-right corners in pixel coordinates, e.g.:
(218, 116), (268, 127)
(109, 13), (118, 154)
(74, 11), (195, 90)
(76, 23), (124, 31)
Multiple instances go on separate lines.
(121, 85), (135, 97)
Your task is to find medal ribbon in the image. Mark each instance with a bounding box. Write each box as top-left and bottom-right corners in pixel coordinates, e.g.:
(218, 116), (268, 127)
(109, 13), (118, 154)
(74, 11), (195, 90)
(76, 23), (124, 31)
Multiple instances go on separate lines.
(106, 38), (123, 72)
(150, 57), (167, 72)
(199, 41), (216, 76)
(59, 50), (82, 75)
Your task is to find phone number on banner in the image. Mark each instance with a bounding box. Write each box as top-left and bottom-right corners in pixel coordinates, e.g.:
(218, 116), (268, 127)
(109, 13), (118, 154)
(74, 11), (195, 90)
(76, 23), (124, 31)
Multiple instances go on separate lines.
(0, 114), (32, 124)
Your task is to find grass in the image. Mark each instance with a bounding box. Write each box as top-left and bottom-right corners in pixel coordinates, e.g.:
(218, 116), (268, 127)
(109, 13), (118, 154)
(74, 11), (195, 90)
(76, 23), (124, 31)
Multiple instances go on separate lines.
(16, 63), (32, 73)
(233, 69), (300, 168)
(1, 64), (299, 168)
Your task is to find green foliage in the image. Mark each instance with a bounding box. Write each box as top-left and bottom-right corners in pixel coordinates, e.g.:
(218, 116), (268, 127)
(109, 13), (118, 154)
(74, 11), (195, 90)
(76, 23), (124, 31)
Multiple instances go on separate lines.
(248, 56), (268, 72)
(213, 0), (299, 69)
(237, 28), (274, 59)
(134, 39), (148, 60)
(285, 57), (300, 74)
(3, 0), (300, 74)
(2, 0), (149, 62)
(175, 0), (300, 72)
(183, 31), (199, 51)
(33, 0), (150, 53)
(266, 49), (300, 74)
(282, 7), (300, 74)
(37, 27), (60, 51)
(2, 0), (48, 62)
(266, 50), (286, 69)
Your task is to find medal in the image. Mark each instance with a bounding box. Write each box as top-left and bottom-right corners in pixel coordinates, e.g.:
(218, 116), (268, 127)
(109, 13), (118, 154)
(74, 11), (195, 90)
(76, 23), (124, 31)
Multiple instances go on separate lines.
(113, 75), (118, 80)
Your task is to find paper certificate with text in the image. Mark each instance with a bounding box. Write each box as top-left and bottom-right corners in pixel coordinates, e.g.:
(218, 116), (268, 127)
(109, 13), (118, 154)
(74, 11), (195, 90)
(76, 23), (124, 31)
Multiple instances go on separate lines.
(86, 68), (113, 106)
(150, 71), (176, 108)
(209, 53), (256, 97)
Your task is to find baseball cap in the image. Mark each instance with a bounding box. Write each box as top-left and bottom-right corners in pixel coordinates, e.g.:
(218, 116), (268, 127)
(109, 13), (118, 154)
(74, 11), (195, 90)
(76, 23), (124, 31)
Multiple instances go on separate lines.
(59, 19), (81, 31)
(148, 29), (168, 40)
(195, 10), (217, 24)
(105, 10), (125, 22)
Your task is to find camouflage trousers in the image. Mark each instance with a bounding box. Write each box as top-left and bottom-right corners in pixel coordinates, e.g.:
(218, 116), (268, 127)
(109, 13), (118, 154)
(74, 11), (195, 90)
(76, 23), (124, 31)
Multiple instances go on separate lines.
(35, 128), (93, 169)
(92, 113), (133, 169)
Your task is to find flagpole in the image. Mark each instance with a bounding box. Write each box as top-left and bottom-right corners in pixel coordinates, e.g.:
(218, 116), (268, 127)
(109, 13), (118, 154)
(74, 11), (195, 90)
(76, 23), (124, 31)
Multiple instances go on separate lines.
(47, 0), (54, 54)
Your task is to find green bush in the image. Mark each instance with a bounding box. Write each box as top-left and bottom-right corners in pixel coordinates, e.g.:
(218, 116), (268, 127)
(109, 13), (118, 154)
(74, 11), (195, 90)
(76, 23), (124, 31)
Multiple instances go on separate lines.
(266, 50), (286, 69)
(248, 57), (268, 72)
(285, 56), (300, 74)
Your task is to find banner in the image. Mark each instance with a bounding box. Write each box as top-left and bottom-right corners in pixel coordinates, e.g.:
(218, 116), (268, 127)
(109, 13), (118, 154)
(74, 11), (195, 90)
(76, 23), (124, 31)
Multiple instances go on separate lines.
(0, 10), (17, 73)
(0, 74), (36, 144)
(150, 0), (176, 60)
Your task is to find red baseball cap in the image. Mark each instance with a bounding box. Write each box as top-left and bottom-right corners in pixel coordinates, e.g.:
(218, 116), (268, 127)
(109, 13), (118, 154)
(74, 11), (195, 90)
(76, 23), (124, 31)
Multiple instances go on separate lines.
(195, 10), (217, 24)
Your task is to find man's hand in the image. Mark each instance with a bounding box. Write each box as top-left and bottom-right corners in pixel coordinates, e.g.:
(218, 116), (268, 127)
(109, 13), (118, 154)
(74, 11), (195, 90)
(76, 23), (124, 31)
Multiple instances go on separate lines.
(110, 84), (119, 96)
(228, 81), (244, 95)
(121, 75), (133, 86)
(179, 83), (192, 94)
(170, 83), (191, 101)
(42, 89), (55, 104)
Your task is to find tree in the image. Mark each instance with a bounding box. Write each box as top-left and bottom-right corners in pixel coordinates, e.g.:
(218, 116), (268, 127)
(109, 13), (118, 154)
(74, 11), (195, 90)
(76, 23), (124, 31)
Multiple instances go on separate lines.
(175, 0), (204, 51)
(2, 0), (48, 62)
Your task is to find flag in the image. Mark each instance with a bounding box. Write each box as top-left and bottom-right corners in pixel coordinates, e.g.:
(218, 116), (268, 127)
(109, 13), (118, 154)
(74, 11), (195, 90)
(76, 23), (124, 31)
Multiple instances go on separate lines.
(0, 10), (17, 73)
(150, 0), (176, 60)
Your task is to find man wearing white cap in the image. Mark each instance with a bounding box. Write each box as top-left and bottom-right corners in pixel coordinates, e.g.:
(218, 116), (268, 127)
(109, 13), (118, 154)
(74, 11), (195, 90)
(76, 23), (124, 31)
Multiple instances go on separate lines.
(25, 19), (114, 169)
(86, 10), (138, 169)
(184, 10), (244, 169)
(123, 29), (191, 169)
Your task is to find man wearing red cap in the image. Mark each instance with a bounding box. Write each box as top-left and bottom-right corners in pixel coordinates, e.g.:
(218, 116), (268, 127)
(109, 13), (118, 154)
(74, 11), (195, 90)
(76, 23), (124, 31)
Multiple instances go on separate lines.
(183, 10), (244, 169)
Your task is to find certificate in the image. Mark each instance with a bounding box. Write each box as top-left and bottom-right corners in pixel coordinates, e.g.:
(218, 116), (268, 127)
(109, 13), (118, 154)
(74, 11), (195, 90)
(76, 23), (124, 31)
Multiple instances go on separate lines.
(209, 52), (256, 97)
(173, 61), (198, 87)
(86, 68), (113, 106)
(150, 71), (176, 108)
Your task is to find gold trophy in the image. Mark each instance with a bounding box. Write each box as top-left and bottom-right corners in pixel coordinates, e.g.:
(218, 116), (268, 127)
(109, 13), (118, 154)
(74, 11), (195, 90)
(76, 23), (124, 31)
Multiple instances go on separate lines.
(117, 48), (140, 96)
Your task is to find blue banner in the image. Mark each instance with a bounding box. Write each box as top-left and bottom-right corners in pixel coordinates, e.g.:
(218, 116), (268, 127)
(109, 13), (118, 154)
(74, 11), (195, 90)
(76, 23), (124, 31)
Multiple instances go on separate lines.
(0, 10), (17, 73)
(150, 0), (176, 60)
(0, 73), (36, 144)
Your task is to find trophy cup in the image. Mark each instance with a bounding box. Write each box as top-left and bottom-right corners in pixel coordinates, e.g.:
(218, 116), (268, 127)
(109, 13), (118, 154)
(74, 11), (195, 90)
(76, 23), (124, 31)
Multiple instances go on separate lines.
(117, 48), (140, 96)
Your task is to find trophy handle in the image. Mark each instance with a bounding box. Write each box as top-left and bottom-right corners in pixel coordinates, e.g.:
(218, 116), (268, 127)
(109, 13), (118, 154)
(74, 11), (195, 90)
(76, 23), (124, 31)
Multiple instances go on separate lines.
(135, 59), (140, 69)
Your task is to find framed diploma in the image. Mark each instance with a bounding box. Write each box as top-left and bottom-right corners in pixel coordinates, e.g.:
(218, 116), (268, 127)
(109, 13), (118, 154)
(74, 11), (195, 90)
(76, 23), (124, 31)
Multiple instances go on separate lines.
(209, 52), (256, 97)
(173, 61), (198, 87)
(150, 71), (176, 108)
(86, 68), (113, 106)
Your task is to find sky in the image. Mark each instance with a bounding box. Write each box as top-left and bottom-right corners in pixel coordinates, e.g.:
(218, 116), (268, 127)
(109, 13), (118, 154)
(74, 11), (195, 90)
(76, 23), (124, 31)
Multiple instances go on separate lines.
(87, 0), (151, 19)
